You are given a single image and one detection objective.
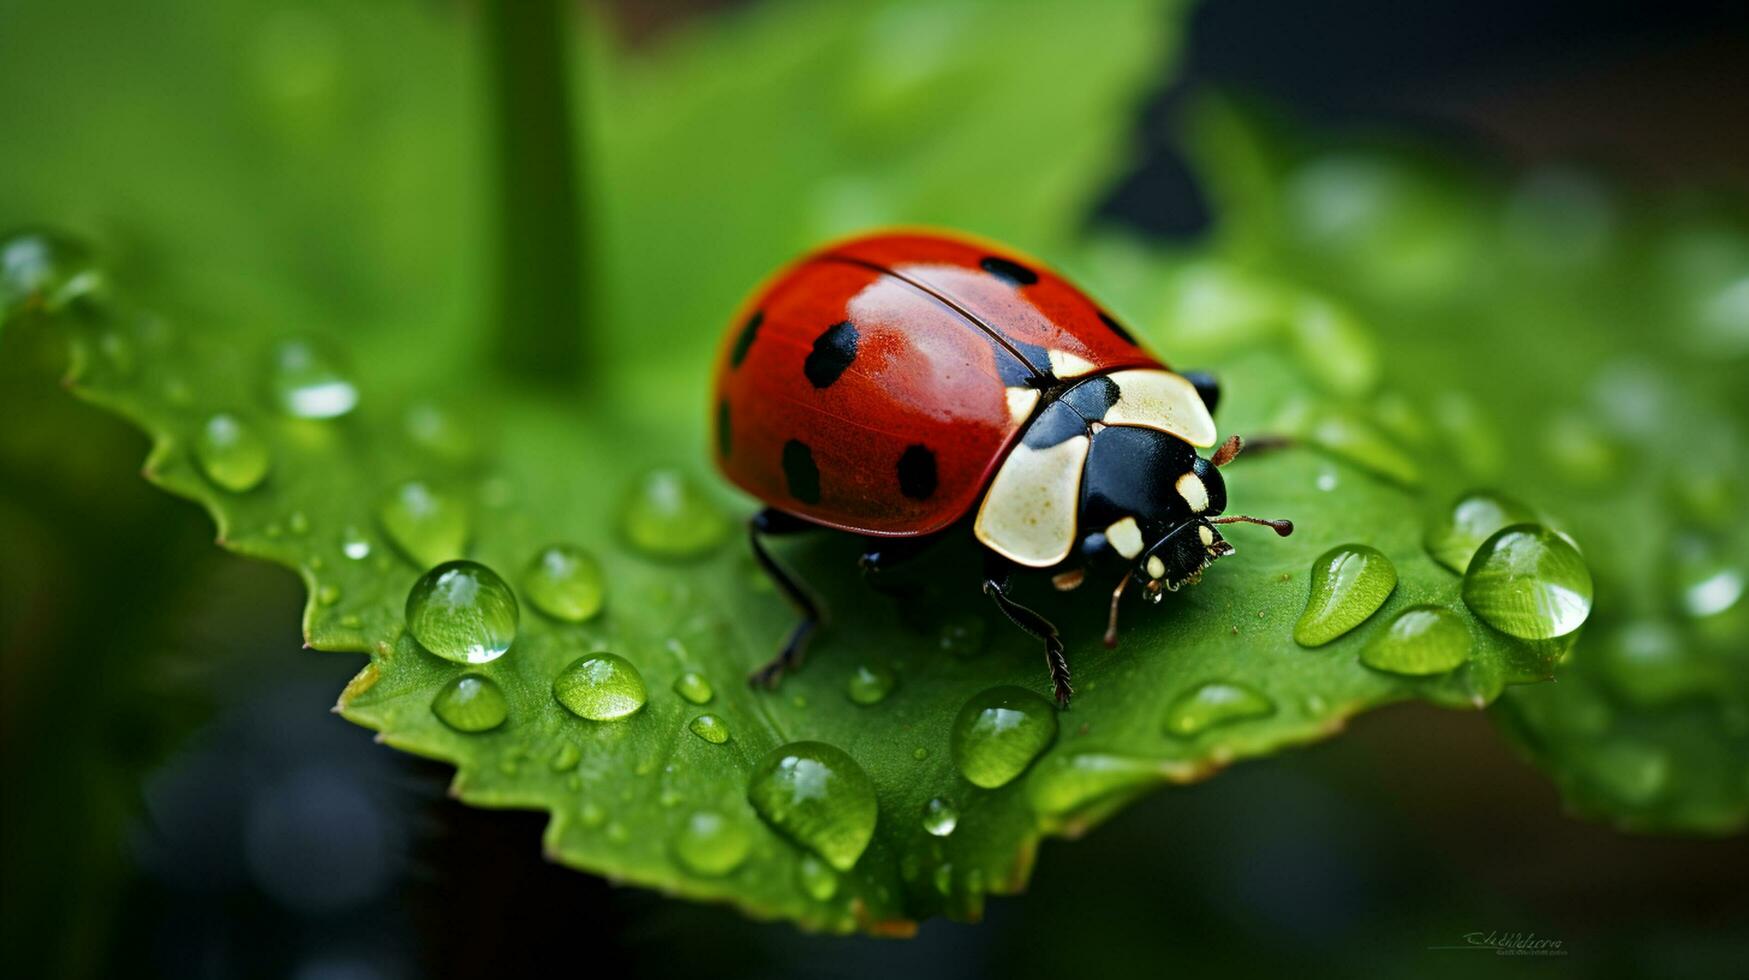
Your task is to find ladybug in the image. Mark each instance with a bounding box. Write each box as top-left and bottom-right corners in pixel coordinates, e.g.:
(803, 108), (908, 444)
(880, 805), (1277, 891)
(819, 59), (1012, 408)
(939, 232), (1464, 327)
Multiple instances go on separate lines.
(712, 230), (1291, 705)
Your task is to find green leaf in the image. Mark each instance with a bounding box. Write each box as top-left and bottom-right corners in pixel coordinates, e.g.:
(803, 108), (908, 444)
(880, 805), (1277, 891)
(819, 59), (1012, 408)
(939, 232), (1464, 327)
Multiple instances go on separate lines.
(2, 0), (1583, 934)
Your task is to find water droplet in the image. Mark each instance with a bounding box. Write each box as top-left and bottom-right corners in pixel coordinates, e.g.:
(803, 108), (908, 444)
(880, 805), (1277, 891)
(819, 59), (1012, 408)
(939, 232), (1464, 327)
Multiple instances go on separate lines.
(1672, 535), (1744, 619)
(550, 742), (581, 771)
(619, 468), (730, 559)
(1462, 524), (1593, 639)
(340, 526), (371, 560)
(688, 714), (730, 744)
(378, 480), (469, 566)
(1293, 544), (1397, 647)
(0, 229), (101, 316)
(523, 544), (604, 622)
(1163, 681), (1274, 737)
(430, 674), (508, 732)
(671, 810), (752, 877)
(1361, 605), (1472, 675)
(921, 797), (958, 837)
(405, 560), (518, 665)
(846, 663), (897, 705)
(194, 413), (271, 492)
(267, 336), (357, 419)
(950, 687), (1058, 789)
(1027, 751), (1164, 816)
(553, 653), (647, 720)
(403, 401), (478, 465)
(1424, 491), (1535, 574)
(673, 671), (714, 705)
(912, 747), (929, 761)
(936, 614), (987, 658)
(796, 855), (839, 901)
(317, 585), (340, 606)
(746, 741), (878, 872)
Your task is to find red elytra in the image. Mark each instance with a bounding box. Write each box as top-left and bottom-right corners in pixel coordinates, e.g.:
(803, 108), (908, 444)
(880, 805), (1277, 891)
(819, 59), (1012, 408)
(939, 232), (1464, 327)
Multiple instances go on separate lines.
(711, 230), (1164, 536)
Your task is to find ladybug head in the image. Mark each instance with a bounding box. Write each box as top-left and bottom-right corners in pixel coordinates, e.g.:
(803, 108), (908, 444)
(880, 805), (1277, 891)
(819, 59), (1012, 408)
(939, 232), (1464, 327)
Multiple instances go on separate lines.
(1128, 436), (1293, 603)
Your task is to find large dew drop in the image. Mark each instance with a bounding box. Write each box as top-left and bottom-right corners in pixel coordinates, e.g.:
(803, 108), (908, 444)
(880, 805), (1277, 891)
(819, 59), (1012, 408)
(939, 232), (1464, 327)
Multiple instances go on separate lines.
(1163, 681), (1275, 737)
(746, 741), (878, 872)
(921, 797), (959, 837)
(619, 468), (730, 559)
(1462, 524), (1593, 639)
(1293, 544), (1397, 647)
(671, 810), (752, 877)
(267, 336), (357, 419)
(950, 687), (1058, 789)
(194, 413), (272, 493)
(523, 544), (605, 622)
(406, 560), (518, 665)
(430, 674), (509, 732)
(1361, 605), (1472, 675)
(553, 654), (647, 720)
(1424, 491), (1533, 574)
(378, 480), (470, 566)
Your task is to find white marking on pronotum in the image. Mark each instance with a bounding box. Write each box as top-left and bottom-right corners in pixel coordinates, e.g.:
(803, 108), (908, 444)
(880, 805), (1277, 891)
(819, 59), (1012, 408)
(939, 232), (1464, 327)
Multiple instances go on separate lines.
(1176, 472), (1210, 513)
(1005, 387), (1041, 426)
(1099, 369), (1218, 447)
(1106, 517), (1145, 559)
(1197, 525), (1215, 547)
(1047, 349), (1096, 378)
(1146, 556), (1167, 579)
(974, 435), (1090, 567)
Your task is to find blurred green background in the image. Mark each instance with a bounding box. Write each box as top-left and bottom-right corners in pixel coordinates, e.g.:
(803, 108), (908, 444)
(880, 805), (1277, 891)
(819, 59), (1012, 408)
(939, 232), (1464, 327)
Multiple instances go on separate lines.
(3, 0), (1748, 976)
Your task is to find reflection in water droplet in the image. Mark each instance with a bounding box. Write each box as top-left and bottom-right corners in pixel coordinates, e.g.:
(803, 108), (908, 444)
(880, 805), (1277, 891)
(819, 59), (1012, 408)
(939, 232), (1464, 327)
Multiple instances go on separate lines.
(1293, 544), (1397, 647)
(1361, 605), (1472, 675)
(0, 229), (101, 315)
(378, 480), (469, 566)
(672, 810), (752, 877)
(619, 468), (730, 559)
(523, 544), (605, 622)
(406, 560), (518, 665)
(267, 337), (357, 419)
(937, 614), (987, 658)
(1029, 752), (1169, 817)
(1424, 491), (1535, 574)
(796, 855), (838, 901)
(553, 654), (647, 720)
(746, 741), (878, 872)
(846, 663), (897, 705)
(1163, 682), (1274, 737)
(195, 413), (272, 492)
(430, 674), (508, 732)
(950, 687), (1058, 789)
(673, 671), (714, 705)
(1672, 535), (1744, 619)
(1462, 524), (1593, 639)
(922, 797), (959, 837)
(688, 714), (730, 744)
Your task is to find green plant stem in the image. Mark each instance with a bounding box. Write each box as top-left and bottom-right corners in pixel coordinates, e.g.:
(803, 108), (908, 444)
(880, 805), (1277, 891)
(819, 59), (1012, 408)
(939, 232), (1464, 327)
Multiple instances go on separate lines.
(483, 0), (586, 387)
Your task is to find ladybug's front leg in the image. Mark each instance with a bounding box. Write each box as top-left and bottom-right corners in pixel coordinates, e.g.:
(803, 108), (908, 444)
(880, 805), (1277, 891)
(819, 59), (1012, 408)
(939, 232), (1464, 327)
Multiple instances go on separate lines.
(747, 508), (822, 690)
(981, 554), (1073, 707)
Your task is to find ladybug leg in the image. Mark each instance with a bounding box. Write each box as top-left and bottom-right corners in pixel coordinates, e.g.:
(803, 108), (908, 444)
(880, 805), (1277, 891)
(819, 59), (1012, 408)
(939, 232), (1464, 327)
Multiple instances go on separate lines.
(857, 534), (938, 598)
(981, 556), (1073, 707)
(747, 508), (822, 690)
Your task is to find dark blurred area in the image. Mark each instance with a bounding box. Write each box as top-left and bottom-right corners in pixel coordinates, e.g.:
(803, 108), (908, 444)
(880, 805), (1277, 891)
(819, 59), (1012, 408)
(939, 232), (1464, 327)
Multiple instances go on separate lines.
(4, 2), (1748, 978)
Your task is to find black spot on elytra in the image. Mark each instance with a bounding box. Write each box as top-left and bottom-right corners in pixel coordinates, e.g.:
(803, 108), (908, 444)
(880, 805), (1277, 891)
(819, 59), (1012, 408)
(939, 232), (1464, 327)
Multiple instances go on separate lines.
(803, 320), (859, 389)
(980, 256), (1038, 287)
(716, 399), (731, 458)
(1062, 375), (1121, 421)
(1020, 399), (1086, 449)
(730, 311), (762, 367)
(782, 439), (821, 504)
(1098, 310), (1136, 345)
(897, 444), (938, 500)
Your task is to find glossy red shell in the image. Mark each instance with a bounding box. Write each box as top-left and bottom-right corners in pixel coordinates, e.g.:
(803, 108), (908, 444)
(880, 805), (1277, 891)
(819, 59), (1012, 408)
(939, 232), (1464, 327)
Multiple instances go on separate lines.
(711, 231), (1165, 536)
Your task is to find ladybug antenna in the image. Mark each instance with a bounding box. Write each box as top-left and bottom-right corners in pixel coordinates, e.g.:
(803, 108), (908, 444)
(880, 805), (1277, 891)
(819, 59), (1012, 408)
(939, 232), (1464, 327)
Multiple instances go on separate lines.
(1103, 570), (1133, 649)
(1210, 514), (1295, 536)
(1210, 435), (1244, 467)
